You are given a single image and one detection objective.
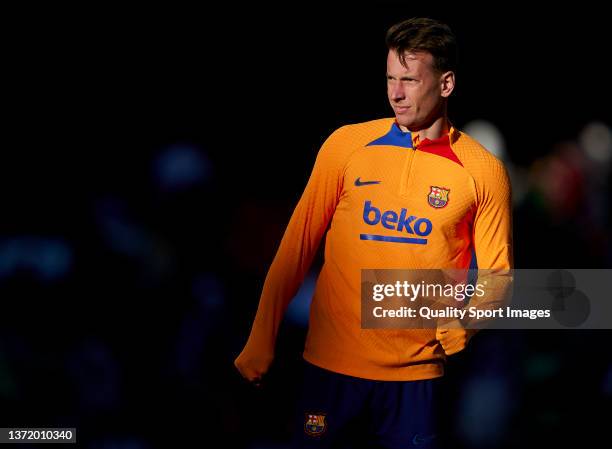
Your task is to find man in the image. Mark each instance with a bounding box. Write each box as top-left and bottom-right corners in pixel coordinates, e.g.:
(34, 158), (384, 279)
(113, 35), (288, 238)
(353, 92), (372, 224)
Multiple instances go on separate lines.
(235, 17), (513, 448)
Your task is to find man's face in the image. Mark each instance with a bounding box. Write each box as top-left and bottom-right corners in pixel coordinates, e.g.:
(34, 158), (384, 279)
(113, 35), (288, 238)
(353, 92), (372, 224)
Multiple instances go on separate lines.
(386, 49), (452, 130)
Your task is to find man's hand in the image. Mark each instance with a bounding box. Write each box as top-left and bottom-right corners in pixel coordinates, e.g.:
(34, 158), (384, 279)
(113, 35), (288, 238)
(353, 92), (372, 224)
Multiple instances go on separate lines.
(436, 319), (476, 356)
(234, 349), (274, 387)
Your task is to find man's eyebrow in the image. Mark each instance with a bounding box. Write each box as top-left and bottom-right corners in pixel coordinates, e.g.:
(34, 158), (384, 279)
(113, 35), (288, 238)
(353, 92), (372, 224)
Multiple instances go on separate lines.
(386, 73), (417, 79)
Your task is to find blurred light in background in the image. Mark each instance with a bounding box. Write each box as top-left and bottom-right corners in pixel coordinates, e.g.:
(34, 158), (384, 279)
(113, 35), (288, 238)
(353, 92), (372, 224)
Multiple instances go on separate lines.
(464, 120), (507, 160)
(576, 122), (611, 241)
(94, 198), (175, 281)
(0, 237), (72, 281)
(464, 119), (528, 205)
(529, 142), (586, 221)
(152, 144), (211, 192)
(579, 122), (612, 164)
(285, 271), (316, 328)
(95, 199), (151, 256)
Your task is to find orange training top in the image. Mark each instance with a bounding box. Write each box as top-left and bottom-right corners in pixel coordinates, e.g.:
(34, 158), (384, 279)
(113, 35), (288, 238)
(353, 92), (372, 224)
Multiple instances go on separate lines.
(240, 117), (513, 381)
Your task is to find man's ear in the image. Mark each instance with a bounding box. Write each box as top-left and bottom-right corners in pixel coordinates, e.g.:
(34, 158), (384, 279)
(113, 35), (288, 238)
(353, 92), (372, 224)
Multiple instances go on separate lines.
(440, 71), (455, 98)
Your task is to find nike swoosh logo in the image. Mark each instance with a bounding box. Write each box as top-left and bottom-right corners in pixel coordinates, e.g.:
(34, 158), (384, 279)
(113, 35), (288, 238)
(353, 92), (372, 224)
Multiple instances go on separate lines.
(354, 177), (381, 187)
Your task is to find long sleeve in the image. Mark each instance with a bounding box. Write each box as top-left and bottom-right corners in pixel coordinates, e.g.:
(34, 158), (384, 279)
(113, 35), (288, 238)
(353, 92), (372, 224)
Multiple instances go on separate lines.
(236, 126), (352, 368)
(466, 154), (514, 325)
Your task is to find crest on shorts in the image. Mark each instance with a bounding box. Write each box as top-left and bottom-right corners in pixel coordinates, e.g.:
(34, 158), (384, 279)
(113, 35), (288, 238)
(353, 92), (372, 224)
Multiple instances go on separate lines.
(304, 413), (327, 436)
(428, 186), (450, 208)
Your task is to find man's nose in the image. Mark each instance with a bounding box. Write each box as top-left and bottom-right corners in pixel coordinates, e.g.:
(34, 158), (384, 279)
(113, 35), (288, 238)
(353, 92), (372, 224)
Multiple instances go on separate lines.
(391, 85), (405, 101)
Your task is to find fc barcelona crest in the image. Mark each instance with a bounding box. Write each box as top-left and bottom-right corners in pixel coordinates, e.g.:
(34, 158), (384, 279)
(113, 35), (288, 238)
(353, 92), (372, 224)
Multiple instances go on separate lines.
(304, 413), (327, 436)
(428, 186), (450, 208)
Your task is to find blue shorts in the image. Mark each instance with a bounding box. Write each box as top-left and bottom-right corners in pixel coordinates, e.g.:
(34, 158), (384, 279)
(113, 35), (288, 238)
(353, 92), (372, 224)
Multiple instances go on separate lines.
(291, 361), (442, 449)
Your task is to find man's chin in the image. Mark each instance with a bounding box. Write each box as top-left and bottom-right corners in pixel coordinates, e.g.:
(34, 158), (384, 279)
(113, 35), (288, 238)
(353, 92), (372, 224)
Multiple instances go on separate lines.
(394, 117), (415, 131)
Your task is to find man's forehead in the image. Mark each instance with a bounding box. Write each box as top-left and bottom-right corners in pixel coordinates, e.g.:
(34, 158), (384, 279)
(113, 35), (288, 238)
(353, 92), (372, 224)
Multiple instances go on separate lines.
(388, 50), (433, 72)
(402, 51), (427, 61)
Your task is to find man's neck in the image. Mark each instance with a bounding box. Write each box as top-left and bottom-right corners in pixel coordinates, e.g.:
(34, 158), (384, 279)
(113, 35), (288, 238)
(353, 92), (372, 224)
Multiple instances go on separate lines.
(398, 115), (450, 141)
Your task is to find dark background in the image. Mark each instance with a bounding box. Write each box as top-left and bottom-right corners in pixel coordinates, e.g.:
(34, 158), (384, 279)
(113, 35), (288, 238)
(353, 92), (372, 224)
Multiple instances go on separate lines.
(1, 3), (611, 448)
